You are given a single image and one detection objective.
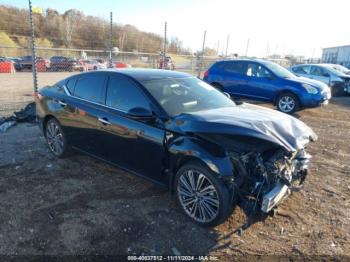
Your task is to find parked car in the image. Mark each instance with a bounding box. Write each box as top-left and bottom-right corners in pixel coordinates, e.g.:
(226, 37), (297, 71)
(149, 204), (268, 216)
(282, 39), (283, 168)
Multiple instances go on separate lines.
(9, 58), (23, 71)
(36, 69), (316, 227)
(82, 59), (107, 70)
(159, 56), (175, 70)
(324, 63), (350, 75)
(289, 64), (350, 96)
(203, 59), (331, 114)
(50, 56), (84, 72)
(18, 56), (50, 71)
(95, 59), (108, 69)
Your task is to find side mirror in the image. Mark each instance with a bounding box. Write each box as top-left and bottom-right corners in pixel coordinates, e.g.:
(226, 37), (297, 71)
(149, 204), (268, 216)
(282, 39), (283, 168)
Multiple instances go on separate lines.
(127, 107), (154, 119)
(323, 73), (330, 77)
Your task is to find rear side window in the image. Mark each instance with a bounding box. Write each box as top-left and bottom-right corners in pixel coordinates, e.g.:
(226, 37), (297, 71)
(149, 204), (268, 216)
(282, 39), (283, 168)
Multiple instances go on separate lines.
(73, 74), (106, 103)
(106, 75), (150, 112)
(310, 66), (327, 76)
(292, 66), (309, 74)
(66, 78), (76, 94)
(222, 62), (247, 75)
(246, 63), (271, 78)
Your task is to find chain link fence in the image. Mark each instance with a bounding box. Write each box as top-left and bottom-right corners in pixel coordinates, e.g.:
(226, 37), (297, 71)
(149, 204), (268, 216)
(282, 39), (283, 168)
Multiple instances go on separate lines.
(0, 2), (227, 117)
(0, 44), (221, 116)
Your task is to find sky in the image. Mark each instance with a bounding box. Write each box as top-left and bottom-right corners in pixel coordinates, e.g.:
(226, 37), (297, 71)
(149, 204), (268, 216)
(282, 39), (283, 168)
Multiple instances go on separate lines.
(1, 0), (349, 58)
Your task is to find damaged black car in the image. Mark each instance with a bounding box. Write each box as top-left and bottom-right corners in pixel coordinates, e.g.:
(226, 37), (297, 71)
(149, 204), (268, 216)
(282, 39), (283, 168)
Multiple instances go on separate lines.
(36, 69), (317, 227)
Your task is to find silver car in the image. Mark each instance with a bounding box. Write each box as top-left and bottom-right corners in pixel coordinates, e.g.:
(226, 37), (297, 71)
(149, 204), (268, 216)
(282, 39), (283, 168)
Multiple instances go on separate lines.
(289, 64), (350, 96)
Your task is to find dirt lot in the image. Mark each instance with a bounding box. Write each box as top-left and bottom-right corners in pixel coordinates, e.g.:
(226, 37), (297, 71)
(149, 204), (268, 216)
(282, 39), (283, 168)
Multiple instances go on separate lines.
(0, 73), (78, 116)
(0, 73), (350, 259)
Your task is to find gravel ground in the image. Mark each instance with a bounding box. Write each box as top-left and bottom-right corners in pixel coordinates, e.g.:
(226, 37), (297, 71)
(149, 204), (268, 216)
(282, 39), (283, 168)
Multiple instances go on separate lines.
(0, 73), (349, 260)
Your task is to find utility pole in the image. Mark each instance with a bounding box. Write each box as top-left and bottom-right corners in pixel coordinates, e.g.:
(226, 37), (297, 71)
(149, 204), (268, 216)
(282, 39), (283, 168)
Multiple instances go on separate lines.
(28, 0), (38, 93)
(198, 30), (206, 78)
(245, 38), (250, 57)
(109, 12), (113, 68)
(163, 22), (167, 69)
(225, 35), (229, 57)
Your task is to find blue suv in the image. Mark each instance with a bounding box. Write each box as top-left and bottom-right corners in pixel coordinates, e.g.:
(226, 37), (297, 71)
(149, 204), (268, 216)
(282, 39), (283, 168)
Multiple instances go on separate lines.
(203, 59), (331, 113)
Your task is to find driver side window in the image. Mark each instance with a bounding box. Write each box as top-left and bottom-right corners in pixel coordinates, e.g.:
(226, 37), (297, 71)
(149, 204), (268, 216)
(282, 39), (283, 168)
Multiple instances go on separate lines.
(106, 75), (151, 112)
(310, 66), (327, 76)
(246, 63), (271, 78)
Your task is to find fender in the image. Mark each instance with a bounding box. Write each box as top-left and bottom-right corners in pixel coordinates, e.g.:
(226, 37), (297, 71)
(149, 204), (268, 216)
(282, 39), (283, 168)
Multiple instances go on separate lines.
(166, 134), (235, 191)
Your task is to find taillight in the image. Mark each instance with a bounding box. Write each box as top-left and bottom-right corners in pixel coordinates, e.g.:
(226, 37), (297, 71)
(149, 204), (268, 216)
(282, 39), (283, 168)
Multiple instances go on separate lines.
(204, 70), (209, 78)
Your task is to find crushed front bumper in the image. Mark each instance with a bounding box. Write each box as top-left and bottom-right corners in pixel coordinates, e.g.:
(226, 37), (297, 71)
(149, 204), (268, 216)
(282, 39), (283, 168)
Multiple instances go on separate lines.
(261, 150), (311, 213)
(261, 181), (290, 213)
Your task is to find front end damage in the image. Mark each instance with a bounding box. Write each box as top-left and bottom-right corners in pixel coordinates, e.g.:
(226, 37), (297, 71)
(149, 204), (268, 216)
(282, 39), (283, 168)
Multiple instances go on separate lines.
(230, 148), (311, 213)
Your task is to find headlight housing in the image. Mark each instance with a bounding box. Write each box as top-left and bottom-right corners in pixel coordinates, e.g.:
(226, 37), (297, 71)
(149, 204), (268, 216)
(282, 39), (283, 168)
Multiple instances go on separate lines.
(302, 84), (318, 94)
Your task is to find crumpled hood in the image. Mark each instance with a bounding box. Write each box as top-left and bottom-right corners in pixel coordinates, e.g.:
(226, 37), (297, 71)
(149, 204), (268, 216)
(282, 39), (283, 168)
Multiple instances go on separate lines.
(170, 104), (317, 152)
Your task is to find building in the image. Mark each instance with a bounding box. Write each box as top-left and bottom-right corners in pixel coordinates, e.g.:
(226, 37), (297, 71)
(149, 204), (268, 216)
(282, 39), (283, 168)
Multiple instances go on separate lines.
(321, 45), (350, 67)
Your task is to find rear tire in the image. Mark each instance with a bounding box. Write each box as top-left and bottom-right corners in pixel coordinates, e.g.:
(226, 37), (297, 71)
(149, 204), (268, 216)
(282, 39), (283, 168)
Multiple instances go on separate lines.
(175, 161), (234, 227)
(276, 92), (299, 114)
(331, 84), (345, 97)
(45, 118), (70, 158)
(211, 82), (223, 92)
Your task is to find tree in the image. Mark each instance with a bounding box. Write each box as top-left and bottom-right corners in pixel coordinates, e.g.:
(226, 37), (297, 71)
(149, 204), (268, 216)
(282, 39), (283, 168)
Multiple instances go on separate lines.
(60, 9), (82, 48)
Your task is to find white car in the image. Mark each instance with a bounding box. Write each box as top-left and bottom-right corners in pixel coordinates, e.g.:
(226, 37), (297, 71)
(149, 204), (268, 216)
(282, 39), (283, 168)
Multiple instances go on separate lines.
(289, 64), (350, 96)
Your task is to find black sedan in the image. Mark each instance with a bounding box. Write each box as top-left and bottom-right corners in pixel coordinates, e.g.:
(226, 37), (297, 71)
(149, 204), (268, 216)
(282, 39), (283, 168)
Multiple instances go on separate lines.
(36, 69), (317, 227)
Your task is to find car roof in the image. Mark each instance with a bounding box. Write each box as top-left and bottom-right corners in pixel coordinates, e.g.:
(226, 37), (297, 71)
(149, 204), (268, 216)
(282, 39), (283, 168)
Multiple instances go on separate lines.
(214, 58), (275, 65)
(100, 68), (193, 81)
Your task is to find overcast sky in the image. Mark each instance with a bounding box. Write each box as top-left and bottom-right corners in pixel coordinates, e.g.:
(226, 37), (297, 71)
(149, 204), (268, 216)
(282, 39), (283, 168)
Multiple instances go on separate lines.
(2, 0), (349, 57)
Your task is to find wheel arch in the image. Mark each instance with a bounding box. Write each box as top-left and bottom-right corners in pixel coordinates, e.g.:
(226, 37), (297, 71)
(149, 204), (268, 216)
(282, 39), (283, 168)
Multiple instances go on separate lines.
(210, 82), (223, 90)
(42, 114), (56, 134)
(273, 89), (300, 106)
(167, 136), (234, 194)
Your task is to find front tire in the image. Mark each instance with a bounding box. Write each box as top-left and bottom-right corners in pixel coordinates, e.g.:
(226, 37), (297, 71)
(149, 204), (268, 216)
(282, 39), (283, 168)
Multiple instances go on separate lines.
(45, 118), (69, 158)
(276, 92), (299, 114)
(175, 162), (233, 227)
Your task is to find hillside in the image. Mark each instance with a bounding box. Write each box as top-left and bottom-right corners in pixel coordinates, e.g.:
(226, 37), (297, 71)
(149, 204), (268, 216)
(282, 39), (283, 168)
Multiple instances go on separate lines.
(0, 5), (190, 54)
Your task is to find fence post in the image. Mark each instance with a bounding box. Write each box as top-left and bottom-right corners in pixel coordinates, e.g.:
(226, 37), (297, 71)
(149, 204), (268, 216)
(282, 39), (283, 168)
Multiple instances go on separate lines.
(163, 22), (167, 69)
(109, 12), (113, 68)
(28, 0), (38, 93)
(197, 30), (206, 78)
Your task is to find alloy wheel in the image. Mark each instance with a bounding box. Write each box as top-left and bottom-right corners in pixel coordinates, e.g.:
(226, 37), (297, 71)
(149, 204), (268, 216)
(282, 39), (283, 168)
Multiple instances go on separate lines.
(278, 96), (295, 113)
(177, 170), (220, 223)
(46, 121), (64, 156)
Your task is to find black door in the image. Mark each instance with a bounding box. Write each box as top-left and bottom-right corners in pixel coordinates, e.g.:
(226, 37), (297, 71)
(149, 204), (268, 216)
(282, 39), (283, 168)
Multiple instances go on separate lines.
(57, 72), (107, 153)
(95, 74), (165, 181)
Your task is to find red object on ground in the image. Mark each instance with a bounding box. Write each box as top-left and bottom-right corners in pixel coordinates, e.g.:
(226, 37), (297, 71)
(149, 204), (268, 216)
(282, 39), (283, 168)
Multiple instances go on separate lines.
(0, 61), (15, 73)
(115, 62), (128, 68)
(36, 60), (47, 72)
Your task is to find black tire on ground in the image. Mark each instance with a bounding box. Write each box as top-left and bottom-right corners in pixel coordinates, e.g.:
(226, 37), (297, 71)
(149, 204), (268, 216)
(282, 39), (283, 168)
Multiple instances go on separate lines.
(276, 92), (300, 114)
(174, 161), (234, 227)
(45, 118), (70, 158)
(331, 84), (346, 97)
(211, 82), (223, 92)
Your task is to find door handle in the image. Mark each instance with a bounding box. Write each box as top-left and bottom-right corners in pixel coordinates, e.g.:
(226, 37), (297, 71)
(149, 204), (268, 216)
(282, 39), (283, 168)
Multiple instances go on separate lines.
(98, 117), (111, 125)
(58, 100), (67, 106)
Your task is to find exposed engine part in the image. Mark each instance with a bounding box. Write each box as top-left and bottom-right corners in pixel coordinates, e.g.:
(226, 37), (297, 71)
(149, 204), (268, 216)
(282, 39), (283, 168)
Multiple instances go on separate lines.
(231, 148), (310, 213)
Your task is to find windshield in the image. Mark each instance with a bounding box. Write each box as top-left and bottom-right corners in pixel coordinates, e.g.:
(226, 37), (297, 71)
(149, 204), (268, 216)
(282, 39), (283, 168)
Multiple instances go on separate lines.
(141, 77), (235, 117)
(324, 64), (350, 74)
(262, 61), (296, 79)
